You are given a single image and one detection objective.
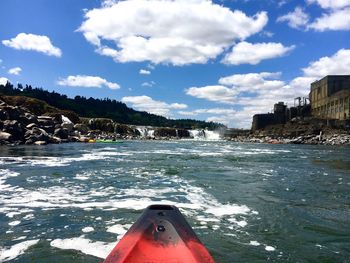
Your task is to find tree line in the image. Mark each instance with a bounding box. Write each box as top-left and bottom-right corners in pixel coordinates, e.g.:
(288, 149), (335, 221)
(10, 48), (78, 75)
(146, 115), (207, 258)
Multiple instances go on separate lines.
(0, 82), (225, 130)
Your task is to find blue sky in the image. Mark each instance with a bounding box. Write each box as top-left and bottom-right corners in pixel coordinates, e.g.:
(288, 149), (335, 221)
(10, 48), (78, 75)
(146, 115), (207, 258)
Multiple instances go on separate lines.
(0, 0), (349, 128)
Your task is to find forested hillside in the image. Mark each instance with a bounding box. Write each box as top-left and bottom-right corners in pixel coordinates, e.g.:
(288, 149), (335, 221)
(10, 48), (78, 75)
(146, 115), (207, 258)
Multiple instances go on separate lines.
(0, 82), (225, 129)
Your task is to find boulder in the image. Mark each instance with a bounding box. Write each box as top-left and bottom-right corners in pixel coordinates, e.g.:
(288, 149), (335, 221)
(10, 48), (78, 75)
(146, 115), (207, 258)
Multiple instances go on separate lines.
(74, 123), (89, 134)
(26, 123), (37, 129)
(0, 105), (21, 120)
(37, 116), (55, 127)
(177, 129), (190, 138)
(25, 127), (50, 143)
(41, 125), (55, 134)
(34, 141), (47, 145)
(21, 112), (38, 124)
(50, 136), (62, 144)
(154, 127), (177, 138)
(54, 128), (69, 139)
(88, 118), (115, 133)
(61, 122), (74, 132)
(2, 120), (24, 140)
(69, 136), (80, 142)
(115, 124), (131, 135)
(0, 131), (12, 141)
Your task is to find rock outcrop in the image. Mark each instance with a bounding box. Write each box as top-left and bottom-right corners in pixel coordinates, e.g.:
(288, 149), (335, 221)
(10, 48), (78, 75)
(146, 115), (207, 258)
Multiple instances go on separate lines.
(0, 97), (194, 145)
(0, 97), (86, 145)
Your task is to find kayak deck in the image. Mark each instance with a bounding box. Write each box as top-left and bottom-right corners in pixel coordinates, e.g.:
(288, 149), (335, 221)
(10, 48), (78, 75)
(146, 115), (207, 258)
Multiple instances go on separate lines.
(104, 205), (215, 263)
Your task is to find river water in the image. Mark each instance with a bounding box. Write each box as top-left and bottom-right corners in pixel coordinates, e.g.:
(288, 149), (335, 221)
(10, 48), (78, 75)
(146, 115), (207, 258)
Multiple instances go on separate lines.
(0, 141), (349, 262)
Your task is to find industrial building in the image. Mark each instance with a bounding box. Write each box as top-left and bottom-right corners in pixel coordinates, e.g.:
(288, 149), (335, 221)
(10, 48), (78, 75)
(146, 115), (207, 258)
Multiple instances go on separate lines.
(252, 102), (287, 131)
(251, 100), (311, 131)
(251, 75), (350, 131)
(310, 75), (350, 120)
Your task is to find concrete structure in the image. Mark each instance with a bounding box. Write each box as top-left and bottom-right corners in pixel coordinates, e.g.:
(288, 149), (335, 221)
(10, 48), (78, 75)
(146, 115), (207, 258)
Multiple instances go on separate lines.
(252, 102), (288, 131)
(274, 102), (287, 124)
(252, 100), (311, 131)
(310, 75), (350, 120)
(252, 113), (275, 131)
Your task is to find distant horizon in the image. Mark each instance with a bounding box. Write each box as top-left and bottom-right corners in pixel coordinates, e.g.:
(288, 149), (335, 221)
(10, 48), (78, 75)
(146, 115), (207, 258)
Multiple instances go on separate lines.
(1, 0), (349, 128)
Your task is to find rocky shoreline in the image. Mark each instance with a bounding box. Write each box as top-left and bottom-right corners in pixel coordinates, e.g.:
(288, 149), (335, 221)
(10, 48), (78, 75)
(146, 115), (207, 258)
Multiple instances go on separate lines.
(0, 98), (198, 145)
(227, 133), (350, 145)
(1, 97), (349, 146)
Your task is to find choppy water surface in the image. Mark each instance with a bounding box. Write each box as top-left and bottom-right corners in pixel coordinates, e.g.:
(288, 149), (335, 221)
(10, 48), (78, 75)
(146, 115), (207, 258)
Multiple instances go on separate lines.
(0, 141), (349, 262)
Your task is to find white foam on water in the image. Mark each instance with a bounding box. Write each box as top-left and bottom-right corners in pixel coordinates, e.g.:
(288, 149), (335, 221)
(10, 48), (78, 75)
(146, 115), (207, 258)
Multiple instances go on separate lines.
(6, 212), (21, 218)
(106, 224), (131, 238)
(0, 149), (132, 168)
(122, 187), (174, 198)
(265, 245), (276, 251)
(198, 152), (223, 156)
(50, 236), (116, 259)
(75, 173), (90, 180)
(12, 236), (27, 241)
(23, 214), (35, 220)
(82, 227), (94, 233)
(0, 163), (258, 248)
(0, 169), (20, 190)
(206, 204), (251, 217)
(196, 215), (220, 222)
(250, 241), (260, 246)
(228, 219), (248, 227)
(8, 220), (21, 226)
(0, 239), (39, 262)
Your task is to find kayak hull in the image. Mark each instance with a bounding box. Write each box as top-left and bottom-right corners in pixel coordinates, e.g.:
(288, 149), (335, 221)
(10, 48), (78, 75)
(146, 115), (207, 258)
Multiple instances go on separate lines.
(104, 205), (215, 263)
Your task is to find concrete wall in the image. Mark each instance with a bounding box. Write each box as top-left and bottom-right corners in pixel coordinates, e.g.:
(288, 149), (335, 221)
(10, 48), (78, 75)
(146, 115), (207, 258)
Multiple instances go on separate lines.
(252, 113), (275, 131)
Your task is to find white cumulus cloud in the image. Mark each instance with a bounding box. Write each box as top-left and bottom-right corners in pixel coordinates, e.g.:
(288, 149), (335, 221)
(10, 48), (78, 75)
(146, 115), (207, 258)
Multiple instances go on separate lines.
(57, 75), (120, 90)
(277, 7), (309, 29)
(186, 85), (238, 104)
(0, 77), (9, 86)
(139, 69), (151, 75)
(308, 7), (350, 31)
(79, 0), (268, 65)
(8, 67), (22, 75)
(2, 33), (62, 57)
(122, 95), (187, 117)
(307, 0), (350, 9)
(185, 72), (301, 127)
(301, 49), (350, 78)
(222, 42), (295, 65)
(218, 72), (283, 91)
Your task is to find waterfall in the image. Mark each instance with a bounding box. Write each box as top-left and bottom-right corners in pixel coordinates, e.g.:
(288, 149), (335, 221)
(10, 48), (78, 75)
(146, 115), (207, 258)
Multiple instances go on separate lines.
(136, 127), (147, 137)
(135, 126), (221, 140)
(203, 130), (221, 140)
(189, 129), (221, 140)
(136, 127), (155, 138)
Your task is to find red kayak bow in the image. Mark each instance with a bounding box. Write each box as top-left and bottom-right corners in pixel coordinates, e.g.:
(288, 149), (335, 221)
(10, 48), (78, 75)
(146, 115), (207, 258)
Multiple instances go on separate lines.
(104, 205), (215, 263)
